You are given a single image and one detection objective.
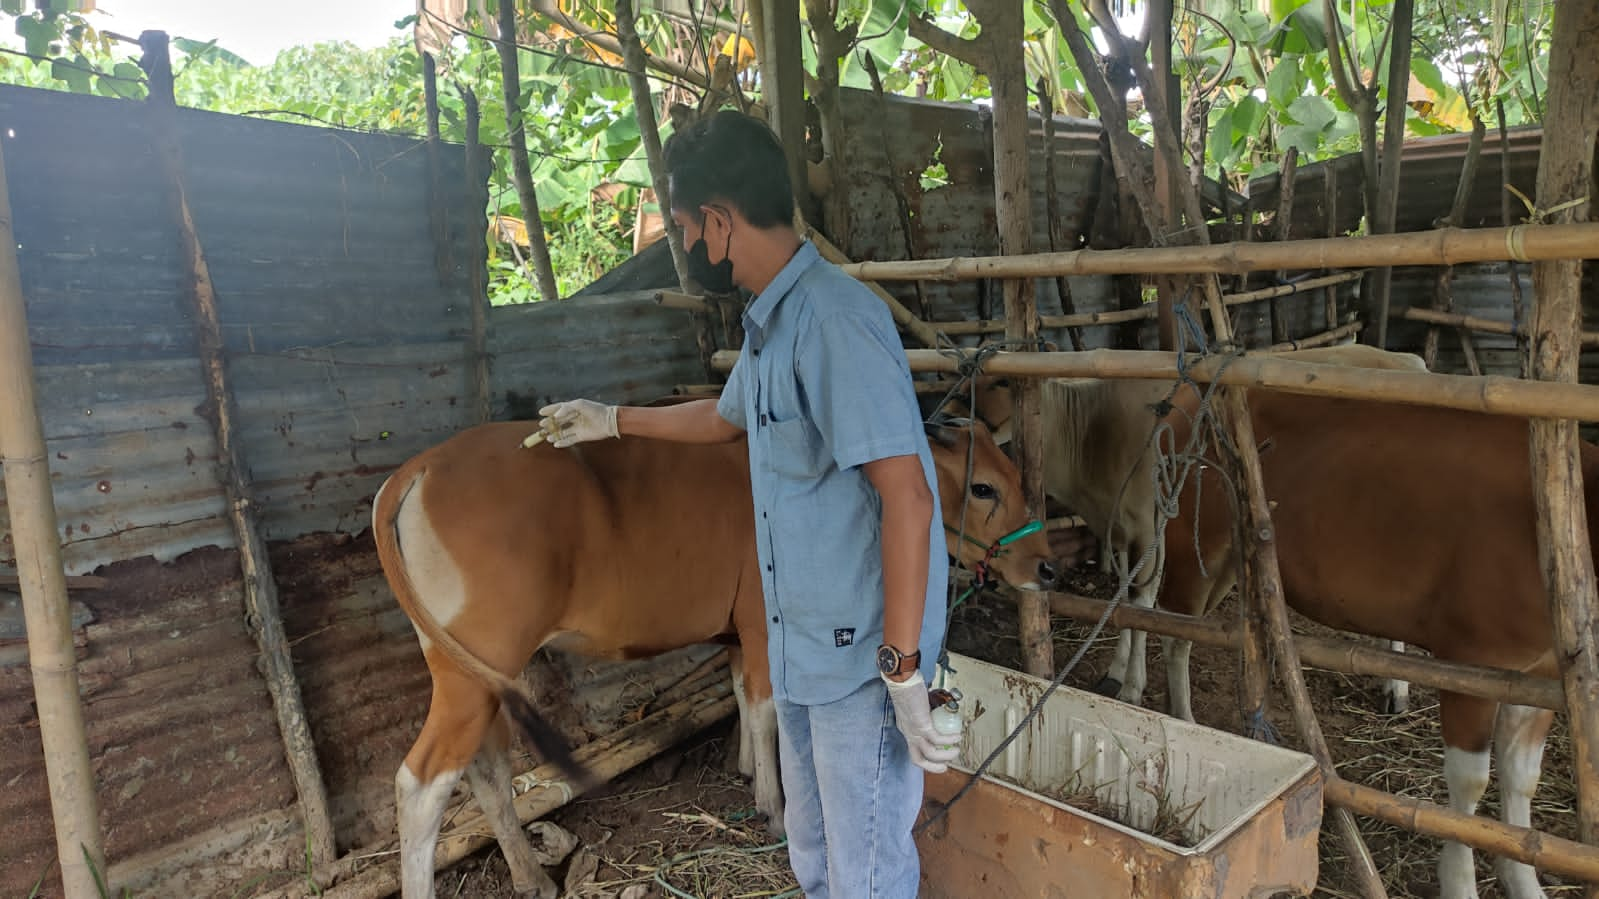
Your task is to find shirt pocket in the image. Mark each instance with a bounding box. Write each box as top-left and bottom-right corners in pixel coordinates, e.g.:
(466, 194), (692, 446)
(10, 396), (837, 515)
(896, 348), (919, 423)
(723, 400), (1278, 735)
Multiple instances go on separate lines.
(764, 413), (829, 479)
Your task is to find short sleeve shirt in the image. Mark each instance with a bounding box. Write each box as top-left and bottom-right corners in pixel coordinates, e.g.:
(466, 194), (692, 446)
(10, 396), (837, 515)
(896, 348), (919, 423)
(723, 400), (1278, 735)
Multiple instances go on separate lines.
(717, 241), (947, 706)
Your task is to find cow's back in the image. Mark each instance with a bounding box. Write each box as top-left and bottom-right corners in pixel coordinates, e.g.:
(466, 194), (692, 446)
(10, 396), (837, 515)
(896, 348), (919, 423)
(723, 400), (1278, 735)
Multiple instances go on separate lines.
(395, 422), (758, 662)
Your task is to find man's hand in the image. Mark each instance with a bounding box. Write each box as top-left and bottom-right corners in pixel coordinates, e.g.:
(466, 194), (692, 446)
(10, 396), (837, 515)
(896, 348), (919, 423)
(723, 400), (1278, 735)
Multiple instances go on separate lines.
(523, 399), (619, 449)
(883, 670), (961, 774)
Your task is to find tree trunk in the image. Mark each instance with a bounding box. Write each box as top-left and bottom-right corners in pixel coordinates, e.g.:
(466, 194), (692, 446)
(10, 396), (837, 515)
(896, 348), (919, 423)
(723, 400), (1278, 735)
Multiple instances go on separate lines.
(1527, 3), (1599, 894)
(1363, 0), (1414, 347)
(496, 0), (559, 302)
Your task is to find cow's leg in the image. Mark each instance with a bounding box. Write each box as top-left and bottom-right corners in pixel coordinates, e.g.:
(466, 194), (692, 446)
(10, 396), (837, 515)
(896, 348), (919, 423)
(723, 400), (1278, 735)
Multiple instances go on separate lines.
(1494, 703), (1553, 899)
(399, 670), (503, 899)
(1438, 690), (1496, 899)
(1160, 634), (1195, 722)
(1383, 641), (1411, 714)
(739, 652), (784, 838)
(465, 715), (557, 898)
(729, 647), (755, 780)
(1101, 540), (1163, 706)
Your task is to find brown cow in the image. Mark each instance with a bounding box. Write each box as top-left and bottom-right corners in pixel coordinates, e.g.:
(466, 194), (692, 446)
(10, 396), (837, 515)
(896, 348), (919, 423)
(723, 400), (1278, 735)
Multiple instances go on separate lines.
(1153, 382), (1587, 899)
(948, 344), (1426, 717)
(372, 416), (1055, 899)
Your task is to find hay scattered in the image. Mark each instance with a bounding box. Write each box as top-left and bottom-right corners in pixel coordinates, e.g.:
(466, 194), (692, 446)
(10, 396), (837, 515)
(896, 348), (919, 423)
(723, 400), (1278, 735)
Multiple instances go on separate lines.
(568, 797), (799, 899)
(994, 756), (1209, 849)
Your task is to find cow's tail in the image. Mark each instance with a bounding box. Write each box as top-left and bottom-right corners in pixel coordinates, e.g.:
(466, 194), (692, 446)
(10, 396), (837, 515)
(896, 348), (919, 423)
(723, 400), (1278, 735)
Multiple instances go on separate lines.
(374, 466), (595, 791)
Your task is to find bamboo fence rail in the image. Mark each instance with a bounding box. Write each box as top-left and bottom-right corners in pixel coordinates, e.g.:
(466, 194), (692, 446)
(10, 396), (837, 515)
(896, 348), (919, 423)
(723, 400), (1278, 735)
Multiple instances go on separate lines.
(711, 347), (1599, 421)
(833, 222), (1599, 281)
(1401, 306), (1599, 348)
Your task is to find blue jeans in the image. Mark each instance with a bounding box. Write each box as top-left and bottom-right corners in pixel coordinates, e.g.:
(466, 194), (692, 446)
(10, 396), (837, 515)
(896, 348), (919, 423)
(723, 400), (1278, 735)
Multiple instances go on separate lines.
(775, 676), (923, 899)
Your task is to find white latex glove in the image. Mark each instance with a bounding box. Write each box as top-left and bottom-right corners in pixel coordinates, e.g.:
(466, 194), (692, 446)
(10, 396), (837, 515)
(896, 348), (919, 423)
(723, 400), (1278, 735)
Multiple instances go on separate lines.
(522, 399), (619, 449)
(883, 670), (961, 774)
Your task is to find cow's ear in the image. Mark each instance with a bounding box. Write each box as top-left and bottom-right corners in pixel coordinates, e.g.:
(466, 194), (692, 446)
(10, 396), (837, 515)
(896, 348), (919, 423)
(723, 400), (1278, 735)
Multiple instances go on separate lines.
(924, 419), (966, 448)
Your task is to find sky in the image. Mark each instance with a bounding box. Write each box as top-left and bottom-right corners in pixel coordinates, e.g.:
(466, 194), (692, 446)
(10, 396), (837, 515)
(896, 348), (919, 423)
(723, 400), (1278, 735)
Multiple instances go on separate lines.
(82, 0), (417, 67)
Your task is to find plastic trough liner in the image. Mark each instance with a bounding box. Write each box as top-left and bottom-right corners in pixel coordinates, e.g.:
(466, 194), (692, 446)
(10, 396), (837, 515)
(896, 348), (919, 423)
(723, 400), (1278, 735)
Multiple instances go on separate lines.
(916, 652), (1324, 898)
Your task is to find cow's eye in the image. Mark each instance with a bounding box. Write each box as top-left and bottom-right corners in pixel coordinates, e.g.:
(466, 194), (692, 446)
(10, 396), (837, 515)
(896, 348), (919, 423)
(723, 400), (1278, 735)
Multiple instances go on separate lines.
(971, 483), (997, 500)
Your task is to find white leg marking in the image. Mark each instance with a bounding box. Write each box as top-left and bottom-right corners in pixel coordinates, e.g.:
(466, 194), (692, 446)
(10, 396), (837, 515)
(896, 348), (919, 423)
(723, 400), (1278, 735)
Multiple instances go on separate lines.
(1440, 746), (1490, 899)
(1162, 635), (1195, 722)
(467, 746), (557, 898)
(1495, 705), (1550, 899)
(731, 667), (755, 780)
(397, 763), (464, 899)
(394, 476), (468, 651)
(1384, 641), (1411, 714)
(1119, 628), (1150, 705)
(748, 696), (785, 838)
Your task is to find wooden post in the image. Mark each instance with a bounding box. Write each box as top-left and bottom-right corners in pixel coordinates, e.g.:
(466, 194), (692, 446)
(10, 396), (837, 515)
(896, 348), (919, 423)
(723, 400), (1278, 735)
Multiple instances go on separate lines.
(759, 0), (809, 215)
(421, 52), (453, 286)
(137, 30), (337, 866)
(1526, 4), (1599, 894)
(616, 0), (693, 294)
(0, 114), (107, 899)
(1364, 0), (1414, 349)
(1325, 166), (1340, 329)
(495, 0), (559, 303)
(458, 83), (493, 424)
(908, 1), (1051, 677)
(1038, 77), (1084, 351)
(1270, 147), (1299, 346)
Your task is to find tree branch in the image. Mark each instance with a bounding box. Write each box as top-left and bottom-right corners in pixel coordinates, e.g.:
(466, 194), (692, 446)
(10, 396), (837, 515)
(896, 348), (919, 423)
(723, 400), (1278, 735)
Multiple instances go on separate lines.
(526, 0), (708, 89)
(907, 12), (986, 68)
(1322, 0), (1370, 112)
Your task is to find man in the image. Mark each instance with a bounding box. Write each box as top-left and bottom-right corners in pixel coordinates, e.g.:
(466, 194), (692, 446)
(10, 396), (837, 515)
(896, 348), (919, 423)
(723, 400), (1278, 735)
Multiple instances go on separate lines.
(527, 109), (957, 898)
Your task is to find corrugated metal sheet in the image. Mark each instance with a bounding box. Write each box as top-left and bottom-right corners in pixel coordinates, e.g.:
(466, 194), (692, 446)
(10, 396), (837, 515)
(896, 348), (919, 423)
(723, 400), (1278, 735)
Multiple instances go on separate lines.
(1247, 125), (1543, 241)
(832, 88), (1128, 349)
(0, 83), (485, 573)
(489, 290), (711, 415)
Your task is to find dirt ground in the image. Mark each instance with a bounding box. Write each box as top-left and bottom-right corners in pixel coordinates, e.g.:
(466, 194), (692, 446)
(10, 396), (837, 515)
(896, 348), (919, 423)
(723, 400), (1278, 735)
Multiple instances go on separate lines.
(428, 562), (1581, 899)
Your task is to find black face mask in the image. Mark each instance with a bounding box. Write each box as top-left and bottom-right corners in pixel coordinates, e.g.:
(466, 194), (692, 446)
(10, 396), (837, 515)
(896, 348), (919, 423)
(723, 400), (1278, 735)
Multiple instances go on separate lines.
(686, 227), (736, 293)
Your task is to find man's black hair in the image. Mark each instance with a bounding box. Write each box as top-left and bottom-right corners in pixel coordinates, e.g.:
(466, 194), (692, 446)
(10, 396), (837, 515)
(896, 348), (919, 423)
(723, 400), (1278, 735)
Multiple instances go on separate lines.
(663, 109), (795, 229)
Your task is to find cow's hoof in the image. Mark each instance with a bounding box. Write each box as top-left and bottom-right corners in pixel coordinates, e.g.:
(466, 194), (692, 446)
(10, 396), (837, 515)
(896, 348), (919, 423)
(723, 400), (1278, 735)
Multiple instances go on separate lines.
(511, 867), (559, 899)
(1091, 676), (1122, 698)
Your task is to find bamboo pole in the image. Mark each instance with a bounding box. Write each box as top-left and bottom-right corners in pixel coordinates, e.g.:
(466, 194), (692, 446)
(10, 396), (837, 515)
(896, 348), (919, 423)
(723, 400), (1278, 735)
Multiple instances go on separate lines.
(1269, 146), (1299, 345)
(420, 52), (453, 286)
(834, 222), (1599, 281)
(1422, 115), (1486, 370)
(1039, 590), (1565, 711)
(262, 678), (737, 899)
(138, 31), (336, 866)
(1402, 307), (1599, 347)
(1325, 777), (1599, 885)
(1526, 4), (1599, 890)
(0, 574), (107, 591)
(656, 290), (710, 313)
(1038, 77), (1084, 351)
(930, 271), (1367, 336)
(1266, 321), (1364, 352)
(0, 110), (106, 899)
(712, 347), (1599, 422)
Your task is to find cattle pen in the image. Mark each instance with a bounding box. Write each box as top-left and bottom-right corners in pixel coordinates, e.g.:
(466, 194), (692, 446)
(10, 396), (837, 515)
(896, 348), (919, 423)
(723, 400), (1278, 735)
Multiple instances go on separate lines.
(2, 3), (1599, 899)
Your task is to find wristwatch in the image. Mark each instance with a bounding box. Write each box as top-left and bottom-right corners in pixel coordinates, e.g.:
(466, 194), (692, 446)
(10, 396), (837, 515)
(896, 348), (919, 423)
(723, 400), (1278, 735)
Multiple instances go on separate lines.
(876, 643), (922, 678)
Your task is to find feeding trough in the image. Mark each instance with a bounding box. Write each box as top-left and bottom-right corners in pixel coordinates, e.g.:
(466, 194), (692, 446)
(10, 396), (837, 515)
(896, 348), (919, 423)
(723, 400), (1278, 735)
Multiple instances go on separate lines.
(916, 653), (1323, 898)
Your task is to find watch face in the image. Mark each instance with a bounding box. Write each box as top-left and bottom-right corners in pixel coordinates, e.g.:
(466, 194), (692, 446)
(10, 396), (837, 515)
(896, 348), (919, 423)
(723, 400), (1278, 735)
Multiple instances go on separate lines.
(877, 645), (898, 674)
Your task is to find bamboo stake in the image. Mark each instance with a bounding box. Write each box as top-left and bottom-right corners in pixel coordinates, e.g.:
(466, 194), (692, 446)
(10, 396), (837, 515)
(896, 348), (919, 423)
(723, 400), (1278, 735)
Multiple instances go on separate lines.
(1526, 4), (1599, 891)
(1403, 307), (1599, 347)
(1039, 590), (1565, 711)
(1325, 777), (1599, 885)
(795, 213), (942, 348)
(264, 678), (737, 899)
(138, 31), (336, 866)
(713, 347), (1599, 421)
(1325, 166), (1340, 329)
(1265, 320), (1363, 352)
(1038, 77), (1084, 351)
(657, 290), (711, 313)
(0, 109), (106, 899)
(420, 52), (453, 286)
(459, 84), (492, 425)
(834, 222), (1599, 281)
(1500, 101), (1531, 377)
(930, 271), (1367, 336)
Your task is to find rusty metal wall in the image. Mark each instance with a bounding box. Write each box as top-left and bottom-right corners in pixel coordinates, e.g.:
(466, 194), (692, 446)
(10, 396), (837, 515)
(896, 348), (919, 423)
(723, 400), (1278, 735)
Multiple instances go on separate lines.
(0, 83), (720, 897)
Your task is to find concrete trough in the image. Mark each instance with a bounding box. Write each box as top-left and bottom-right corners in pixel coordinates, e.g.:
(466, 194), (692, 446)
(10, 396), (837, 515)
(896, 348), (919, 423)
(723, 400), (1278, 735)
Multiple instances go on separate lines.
(916, 653), (1324, 898)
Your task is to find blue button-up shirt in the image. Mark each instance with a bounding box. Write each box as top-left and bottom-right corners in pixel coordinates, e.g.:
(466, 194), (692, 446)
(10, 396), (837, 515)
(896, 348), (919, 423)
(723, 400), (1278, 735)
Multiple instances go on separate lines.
(716, 241), (947, 705)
